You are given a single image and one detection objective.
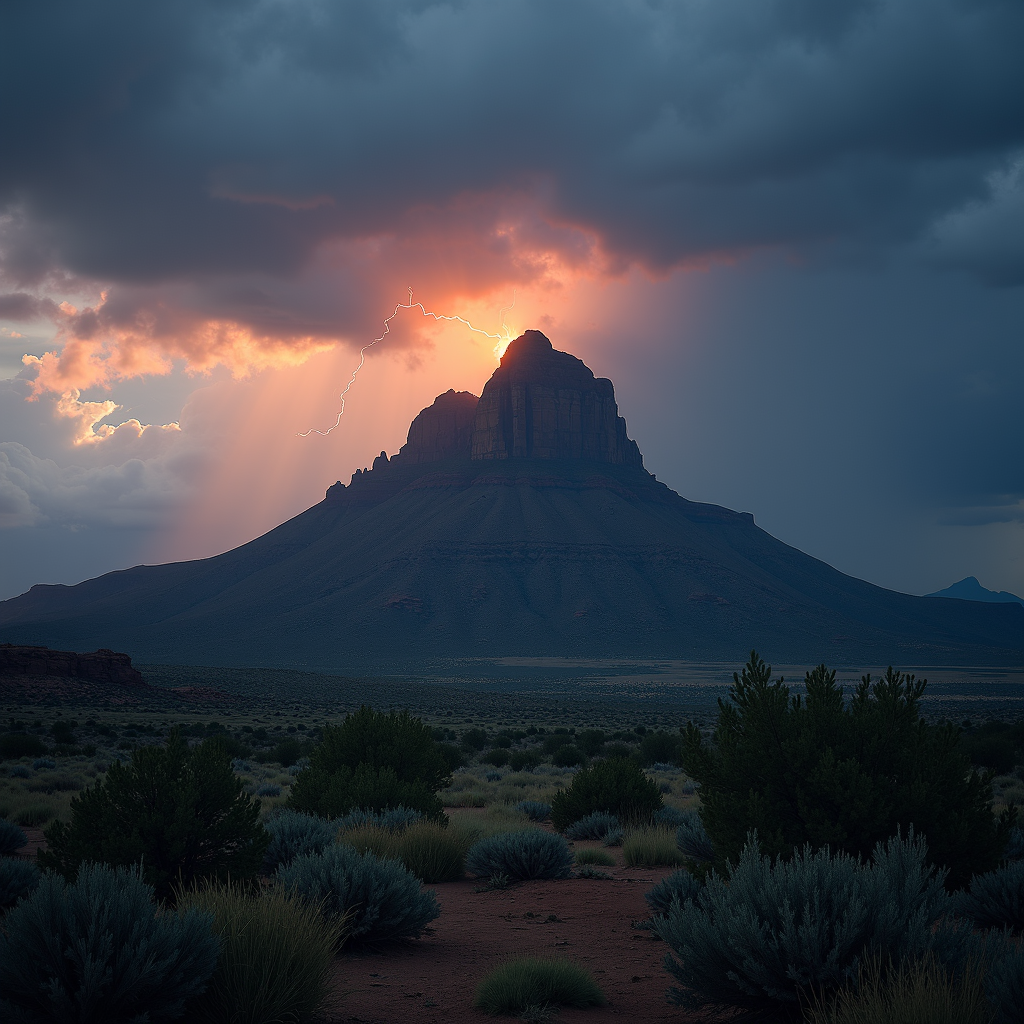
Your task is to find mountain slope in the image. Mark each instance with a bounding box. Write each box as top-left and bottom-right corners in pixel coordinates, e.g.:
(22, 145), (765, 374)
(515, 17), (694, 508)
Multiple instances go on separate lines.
(2, 332), (1021, 668)
(927, 577), (1024, 608)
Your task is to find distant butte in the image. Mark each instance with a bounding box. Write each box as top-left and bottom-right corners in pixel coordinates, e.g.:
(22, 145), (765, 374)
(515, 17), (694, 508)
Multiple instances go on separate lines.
(0, 331), (1021, 669)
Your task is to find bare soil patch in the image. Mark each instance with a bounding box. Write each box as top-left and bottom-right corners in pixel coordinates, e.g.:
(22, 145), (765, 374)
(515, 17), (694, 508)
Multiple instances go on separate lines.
(326, 865), (689, 1023)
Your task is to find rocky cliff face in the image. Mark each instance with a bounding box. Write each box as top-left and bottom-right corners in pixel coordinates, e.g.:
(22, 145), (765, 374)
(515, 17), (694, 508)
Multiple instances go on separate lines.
(396, 389), (479, 464)
(0, 644), (144, 686)
(470, 331), (643, 466)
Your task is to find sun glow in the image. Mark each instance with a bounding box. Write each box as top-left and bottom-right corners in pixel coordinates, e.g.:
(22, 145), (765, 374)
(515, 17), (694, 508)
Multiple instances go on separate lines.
(298, 289), (517, 437)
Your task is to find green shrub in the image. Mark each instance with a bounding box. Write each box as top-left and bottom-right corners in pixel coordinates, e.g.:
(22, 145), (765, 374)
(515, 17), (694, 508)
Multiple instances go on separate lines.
(0, 857), (40, 911)
(953, 860), (1024, 933)
(437, 742), (466, 772)
(509, 750), (542, 772)
(645, 868), (702, 919)
(639, 730), (681, 765)
(262, 809), (338, 873)
(466, 830), (573, 881)
(575, 848), (614, 866)
(0, 863), (219, 1023)
(40, 729), (267, 900)
(806, 956), (991, 1024)
(542, 734), (572, 755)
(341, 820), (472, 883)
(623, 827), (688, 867)
(0, 734), (46, 759)
(276, 844), (439, 946)
(474, 958), (605, 1015)
(290, 762), (444, 820)
(484, 748), (511, 767)
(550, 757), (662, 831)
(655, 831), (968, 1018)
(462, 728), (488, 751)
(564, 811), (619, 841)
(181, 882), (345, 1024)
(0, 819), (26, 857)
(270, 738), (305, 767)
(682, 652), (1009, 888)
(50, 721), (75, 746)
(12, 805), (53, 827)
(290, 707), (451, 820)
(516, 801), (550, 822)
(676, 810), (715, 861)
(552, 745), (584, 767)
(576, 730), (607, 757)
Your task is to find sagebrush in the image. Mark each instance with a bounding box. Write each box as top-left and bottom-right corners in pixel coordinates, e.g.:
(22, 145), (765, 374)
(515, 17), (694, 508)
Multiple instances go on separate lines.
(0, 863), (219, 1023)
(466, 830), (573, 882)
(276, 844), (439, 946)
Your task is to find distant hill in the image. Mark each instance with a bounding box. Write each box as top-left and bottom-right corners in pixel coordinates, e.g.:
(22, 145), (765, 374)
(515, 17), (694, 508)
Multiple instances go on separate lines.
(1, 331), (1021, 670)
(927, 576), (1024, 608)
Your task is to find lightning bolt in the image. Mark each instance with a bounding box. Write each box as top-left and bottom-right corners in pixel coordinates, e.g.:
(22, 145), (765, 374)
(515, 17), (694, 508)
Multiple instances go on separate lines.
(298, 289), (516, 437)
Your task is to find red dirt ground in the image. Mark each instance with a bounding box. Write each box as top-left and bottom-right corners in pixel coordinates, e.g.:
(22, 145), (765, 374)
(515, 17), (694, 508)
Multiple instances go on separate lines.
(323, 840), (691, 1024)
(17, 824), (700, 1022)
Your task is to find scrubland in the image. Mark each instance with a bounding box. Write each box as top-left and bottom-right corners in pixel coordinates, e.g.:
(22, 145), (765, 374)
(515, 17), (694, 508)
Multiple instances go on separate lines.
(1, 652), (1023, 1023)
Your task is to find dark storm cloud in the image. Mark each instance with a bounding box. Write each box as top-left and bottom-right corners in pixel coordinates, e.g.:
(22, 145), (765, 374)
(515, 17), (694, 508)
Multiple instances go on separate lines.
(1, 0), (1021, 297)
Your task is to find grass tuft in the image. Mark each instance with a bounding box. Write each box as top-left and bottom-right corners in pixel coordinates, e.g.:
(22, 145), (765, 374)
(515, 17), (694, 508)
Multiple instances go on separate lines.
(574, 847), (615, 867)
(474, 958), (605, 1016)
(805, 956), (990, 1024)
(340, 819), (473, 883)
(622, 826), (688, 867)
(181, 881), (345, 1024)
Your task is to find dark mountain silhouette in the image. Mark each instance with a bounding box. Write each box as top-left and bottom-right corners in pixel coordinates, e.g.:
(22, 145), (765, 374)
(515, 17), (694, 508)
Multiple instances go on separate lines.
(1, 331), (1021, 669)
(927, 576), (1024, 608)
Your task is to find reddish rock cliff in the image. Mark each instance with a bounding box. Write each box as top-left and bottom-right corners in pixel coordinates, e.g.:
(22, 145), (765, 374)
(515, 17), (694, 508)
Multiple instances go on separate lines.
(470, 331), (643, 466)
(0, 644), (145, 686)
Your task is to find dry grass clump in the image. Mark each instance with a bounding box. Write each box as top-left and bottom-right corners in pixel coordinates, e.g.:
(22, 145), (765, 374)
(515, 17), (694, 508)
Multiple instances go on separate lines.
(574, 847), (615, 867)
(180, 881), (346, 1024)
(622, 826), (688, 867)
(340, 819), (474, 882)
(805, 956), (991, 1024)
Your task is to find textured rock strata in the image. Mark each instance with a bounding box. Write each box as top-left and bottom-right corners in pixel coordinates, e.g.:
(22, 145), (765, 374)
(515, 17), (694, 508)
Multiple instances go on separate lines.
(397, 389), (479, 464)
(471, 331), (643, 466)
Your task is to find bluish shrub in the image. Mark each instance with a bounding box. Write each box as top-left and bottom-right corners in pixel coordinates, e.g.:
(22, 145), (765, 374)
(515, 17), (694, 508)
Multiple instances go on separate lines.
(0, 819), (27, 857)
(1003, 826), (1024, 861)
(680, 779), (700, 795)
(256, 783), (282, 798)
(653, 806), (689, 829)
(466, 830), (573, 882)
(32, 759), (55, 771)
(0, 857), (40, 910)
(565, 811), (619, 841)
(338, 806), (422, 831)
(7, 766), (31, 779)
(603, 828), (624, 847)
(485, 771), (502, 782)
(262, 809), (339, 873)
(676, 810), (715, 862)
(0, 863), (219, 1023)
(953, 860), (1024, 933)
(655, 832), (965, 1017)
(986, 937), (1024, 1024)
(516, 801), (551, 822)
(276, 845), (439, 946)
(645, 869), (703, 919)
(550, 757), (662, 831)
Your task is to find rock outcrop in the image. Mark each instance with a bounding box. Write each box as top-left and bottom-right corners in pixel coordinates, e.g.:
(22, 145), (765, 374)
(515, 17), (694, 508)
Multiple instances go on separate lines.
(471, 330), (643, 466)
(0, 644), (145, 686)
(396, 389), (479, 464)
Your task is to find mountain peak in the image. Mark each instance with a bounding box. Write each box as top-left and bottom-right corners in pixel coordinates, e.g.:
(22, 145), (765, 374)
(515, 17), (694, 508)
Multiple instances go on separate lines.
(470, 331), (643, 465)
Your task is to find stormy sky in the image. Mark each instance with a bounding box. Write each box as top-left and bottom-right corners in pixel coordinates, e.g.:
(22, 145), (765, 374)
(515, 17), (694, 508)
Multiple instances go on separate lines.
(1, 0), (1022, 602)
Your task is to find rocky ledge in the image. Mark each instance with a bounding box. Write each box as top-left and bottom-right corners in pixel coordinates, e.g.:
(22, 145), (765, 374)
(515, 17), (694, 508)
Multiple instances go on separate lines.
(0, 644), (145, 686)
